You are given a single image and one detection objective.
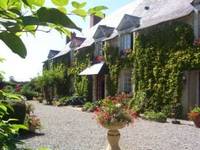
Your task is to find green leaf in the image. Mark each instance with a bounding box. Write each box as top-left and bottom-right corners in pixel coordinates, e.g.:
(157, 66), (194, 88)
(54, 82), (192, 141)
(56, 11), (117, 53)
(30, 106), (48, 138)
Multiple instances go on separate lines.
(0, 32), (27, 58)
(33, 0), (45, 6)
(24, 25), (37, 31)
(21, 16), (40, 26)
(37, 7), (81, 31)
(94, 12), (105, 18)
(0, 0), (8, 9)
(92, 6), (108, 11)
(72, 9), (87, 17)
(88, 6), (108, 15)
(21, 0), (30, 6)
(57, 7), (67, 14)
(8, 0), (22, 10)
(0, 105), (7, 114)
(51, 0), (68, 6)
(27, 0), (45, 6)
(72, 1), (86, 9)
(11, 124), (28, 131)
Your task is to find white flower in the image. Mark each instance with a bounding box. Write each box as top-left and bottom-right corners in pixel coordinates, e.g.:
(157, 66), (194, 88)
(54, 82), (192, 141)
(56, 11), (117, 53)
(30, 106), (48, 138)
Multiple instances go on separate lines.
(116, 103), (121, 108)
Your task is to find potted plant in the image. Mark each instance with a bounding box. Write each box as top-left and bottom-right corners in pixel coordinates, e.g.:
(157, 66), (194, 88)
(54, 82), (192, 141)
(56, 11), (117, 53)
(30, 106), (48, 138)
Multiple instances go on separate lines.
(188, 106), (200, 128)
(94, 94), (137, 150)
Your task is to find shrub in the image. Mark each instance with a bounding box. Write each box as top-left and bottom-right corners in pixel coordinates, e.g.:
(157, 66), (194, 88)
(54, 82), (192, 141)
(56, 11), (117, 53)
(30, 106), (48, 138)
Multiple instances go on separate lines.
(21, 83), (38, 100)
(57, 96), (87, 106)
(161, 105), (173, 117)
(82, 102), (96, 112)
(2, 85), (15, 93)
(144, 111), (167, 123)
(0, 102), (27, 149)
(2, 100), (26, 124)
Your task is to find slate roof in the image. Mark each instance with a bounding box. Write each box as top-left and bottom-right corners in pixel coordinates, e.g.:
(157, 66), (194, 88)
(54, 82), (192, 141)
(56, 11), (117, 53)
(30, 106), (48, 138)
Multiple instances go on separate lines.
(54, 0), (195, 57)
(47, 50), (60, 59)
(52, 42), (71, 59)
(76, 0), (194, 50)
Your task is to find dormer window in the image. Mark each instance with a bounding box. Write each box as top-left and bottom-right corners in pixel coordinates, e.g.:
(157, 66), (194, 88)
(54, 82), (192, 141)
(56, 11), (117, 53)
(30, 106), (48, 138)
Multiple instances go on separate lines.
(119, 33), (132, 55)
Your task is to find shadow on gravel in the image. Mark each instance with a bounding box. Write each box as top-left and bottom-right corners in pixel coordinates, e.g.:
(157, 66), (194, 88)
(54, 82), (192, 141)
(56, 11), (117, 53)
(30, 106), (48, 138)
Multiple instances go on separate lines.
(19, 132), (45, 140)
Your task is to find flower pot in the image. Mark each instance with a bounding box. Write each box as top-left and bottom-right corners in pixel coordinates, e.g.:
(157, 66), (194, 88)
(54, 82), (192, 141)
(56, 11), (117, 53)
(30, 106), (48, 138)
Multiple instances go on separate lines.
(189, 112), (200, 128)
(102, 122), (126, 150)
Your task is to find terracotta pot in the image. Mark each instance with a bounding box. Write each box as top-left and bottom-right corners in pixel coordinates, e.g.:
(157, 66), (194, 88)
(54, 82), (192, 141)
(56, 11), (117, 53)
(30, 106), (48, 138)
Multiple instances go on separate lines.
(102, 122), (126, 150)
(189, 112), (200, 128)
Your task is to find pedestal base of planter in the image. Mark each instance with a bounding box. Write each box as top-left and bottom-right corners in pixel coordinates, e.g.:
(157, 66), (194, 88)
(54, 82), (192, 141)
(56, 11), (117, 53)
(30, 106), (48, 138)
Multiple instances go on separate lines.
(106, 129), (121, 150)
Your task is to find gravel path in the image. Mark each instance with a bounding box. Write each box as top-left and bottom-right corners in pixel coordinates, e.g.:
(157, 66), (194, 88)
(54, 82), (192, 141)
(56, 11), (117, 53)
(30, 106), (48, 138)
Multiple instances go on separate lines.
(21, 101), (200, 150)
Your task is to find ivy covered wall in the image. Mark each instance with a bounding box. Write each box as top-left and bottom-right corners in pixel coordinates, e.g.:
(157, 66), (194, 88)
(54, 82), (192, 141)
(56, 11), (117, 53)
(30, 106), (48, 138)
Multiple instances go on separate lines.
(68, 45), (94, 99)
(103, 38), (134, 96)
(133, 22), (200, 115)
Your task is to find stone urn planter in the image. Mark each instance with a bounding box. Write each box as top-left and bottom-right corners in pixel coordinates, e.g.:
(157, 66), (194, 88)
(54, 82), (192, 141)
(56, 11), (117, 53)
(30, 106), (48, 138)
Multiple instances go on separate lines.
(102, 122), (126, 150)
(94, 94), (137, 150)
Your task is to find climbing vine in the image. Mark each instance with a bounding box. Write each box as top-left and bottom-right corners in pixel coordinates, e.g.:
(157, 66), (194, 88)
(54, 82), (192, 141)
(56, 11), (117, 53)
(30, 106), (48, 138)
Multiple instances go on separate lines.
(132, 22), (200, 115)
(68, 46), (93, 97)
(103, 41), (134, 96)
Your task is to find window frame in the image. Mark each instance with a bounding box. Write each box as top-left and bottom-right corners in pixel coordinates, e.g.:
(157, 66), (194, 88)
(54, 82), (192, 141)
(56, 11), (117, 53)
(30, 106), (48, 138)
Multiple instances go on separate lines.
(119, 70), (132, 93)
(119, 33), (132, 53)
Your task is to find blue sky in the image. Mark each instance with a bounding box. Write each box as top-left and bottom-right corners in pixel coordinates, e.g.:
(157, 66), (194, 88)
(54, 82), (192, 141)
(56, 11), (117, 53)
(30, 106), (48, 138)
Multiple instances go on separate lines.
(0, 0), (132, 81)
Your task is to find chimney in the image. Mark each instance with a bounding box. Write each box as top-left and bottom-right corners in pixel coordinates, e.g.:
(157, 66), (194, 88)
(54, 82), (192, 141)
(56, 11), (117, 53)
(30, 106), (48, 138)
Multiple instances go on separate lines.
(90, 15), (102, 28)
(66, 32), (76, 44)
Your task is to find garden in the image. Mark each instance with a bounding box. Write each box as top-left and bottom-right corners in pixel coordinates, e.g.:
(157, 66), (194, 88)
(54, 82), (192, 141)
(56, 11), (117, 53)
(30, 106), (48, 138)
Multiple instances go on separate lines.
(1, 0), (200, 149)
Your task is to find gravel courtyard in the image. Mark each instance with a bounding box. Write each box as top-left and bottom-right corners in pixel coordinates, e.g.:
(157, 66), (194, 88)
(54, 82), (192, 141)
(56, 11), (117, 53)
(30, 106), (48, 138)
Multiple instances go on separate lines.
(22, 101), (200, 150)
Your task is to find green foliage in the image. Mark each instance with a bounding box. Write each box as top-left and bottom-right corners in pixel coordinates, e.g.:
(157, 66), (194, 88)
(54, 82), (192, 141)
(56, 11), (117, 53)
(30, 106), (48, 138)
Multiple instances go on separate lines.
(143, 111), (167, 123)
(56, 96), (87, 106)
(133, 22), (199, 116)
(35, 65), (67, 103)
(103, 42), (134, 96)
(191, 107), (200, 113)
(20, 83), (38, 100)
(0, 32), (26, 58)
(68, 47), (94, 97)
(0, 90), (23, 101)
(3, 85), (15, 93)
(0, 102), (27, 149)
(0, 0), (107, 58)
(36, 65), (65, 87)
(82, 102), (96, 112)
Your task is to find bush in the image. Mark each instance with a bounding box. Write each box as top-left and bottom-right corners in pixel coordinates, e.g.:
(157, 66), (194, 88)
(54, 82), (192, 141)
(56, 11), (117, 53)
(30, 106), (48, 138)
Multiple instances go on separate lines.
(162, 105), (173, 117)
(1, 100), (26, 124)
(0, 102), (27, 149)
(82, 102), (96, 112)
(3, 85), (15, 93)
(21, 83), (38, 100)
(57, 96), (87, 106)
(143, 111), (167, 123)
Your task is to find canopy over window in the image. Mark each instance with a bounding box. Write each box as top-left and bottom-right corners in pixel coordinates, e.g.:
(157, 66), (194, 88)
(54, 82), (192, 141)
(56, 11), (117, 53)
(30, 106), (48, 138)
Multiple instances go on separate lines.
(79, 62), (108, 76)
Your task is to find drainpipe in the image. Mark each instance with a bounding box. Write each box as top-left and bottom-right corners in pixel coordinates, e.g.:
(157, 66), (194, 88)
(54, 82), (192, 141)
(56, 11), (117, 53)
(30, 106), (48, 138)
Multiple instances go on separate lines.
(193, 4), (200, 39)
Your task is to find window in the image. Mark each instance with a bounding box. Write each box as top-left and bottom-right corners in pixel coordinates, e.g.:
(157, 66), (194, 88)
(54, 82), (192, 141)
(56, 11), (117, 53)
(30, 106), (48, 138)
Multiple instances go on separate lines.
(119, 34), (132, 53)
(95, 41), (103, 56)
(119, 70), (132, 93)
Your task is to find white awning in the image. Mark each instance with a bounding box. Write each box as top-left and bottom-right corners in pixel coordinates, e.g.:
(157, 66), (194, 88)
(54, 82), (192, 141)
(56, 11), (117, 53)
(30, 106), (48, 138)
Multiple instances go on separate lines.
(79, 62), (105, 75)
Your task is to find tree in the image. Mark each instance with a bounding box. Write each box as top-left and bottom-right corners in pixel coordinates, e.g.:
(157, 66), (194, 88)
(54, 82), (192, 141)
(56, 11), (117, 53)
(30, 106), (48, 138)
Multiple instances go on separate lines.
(0, 0), (107, 58)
